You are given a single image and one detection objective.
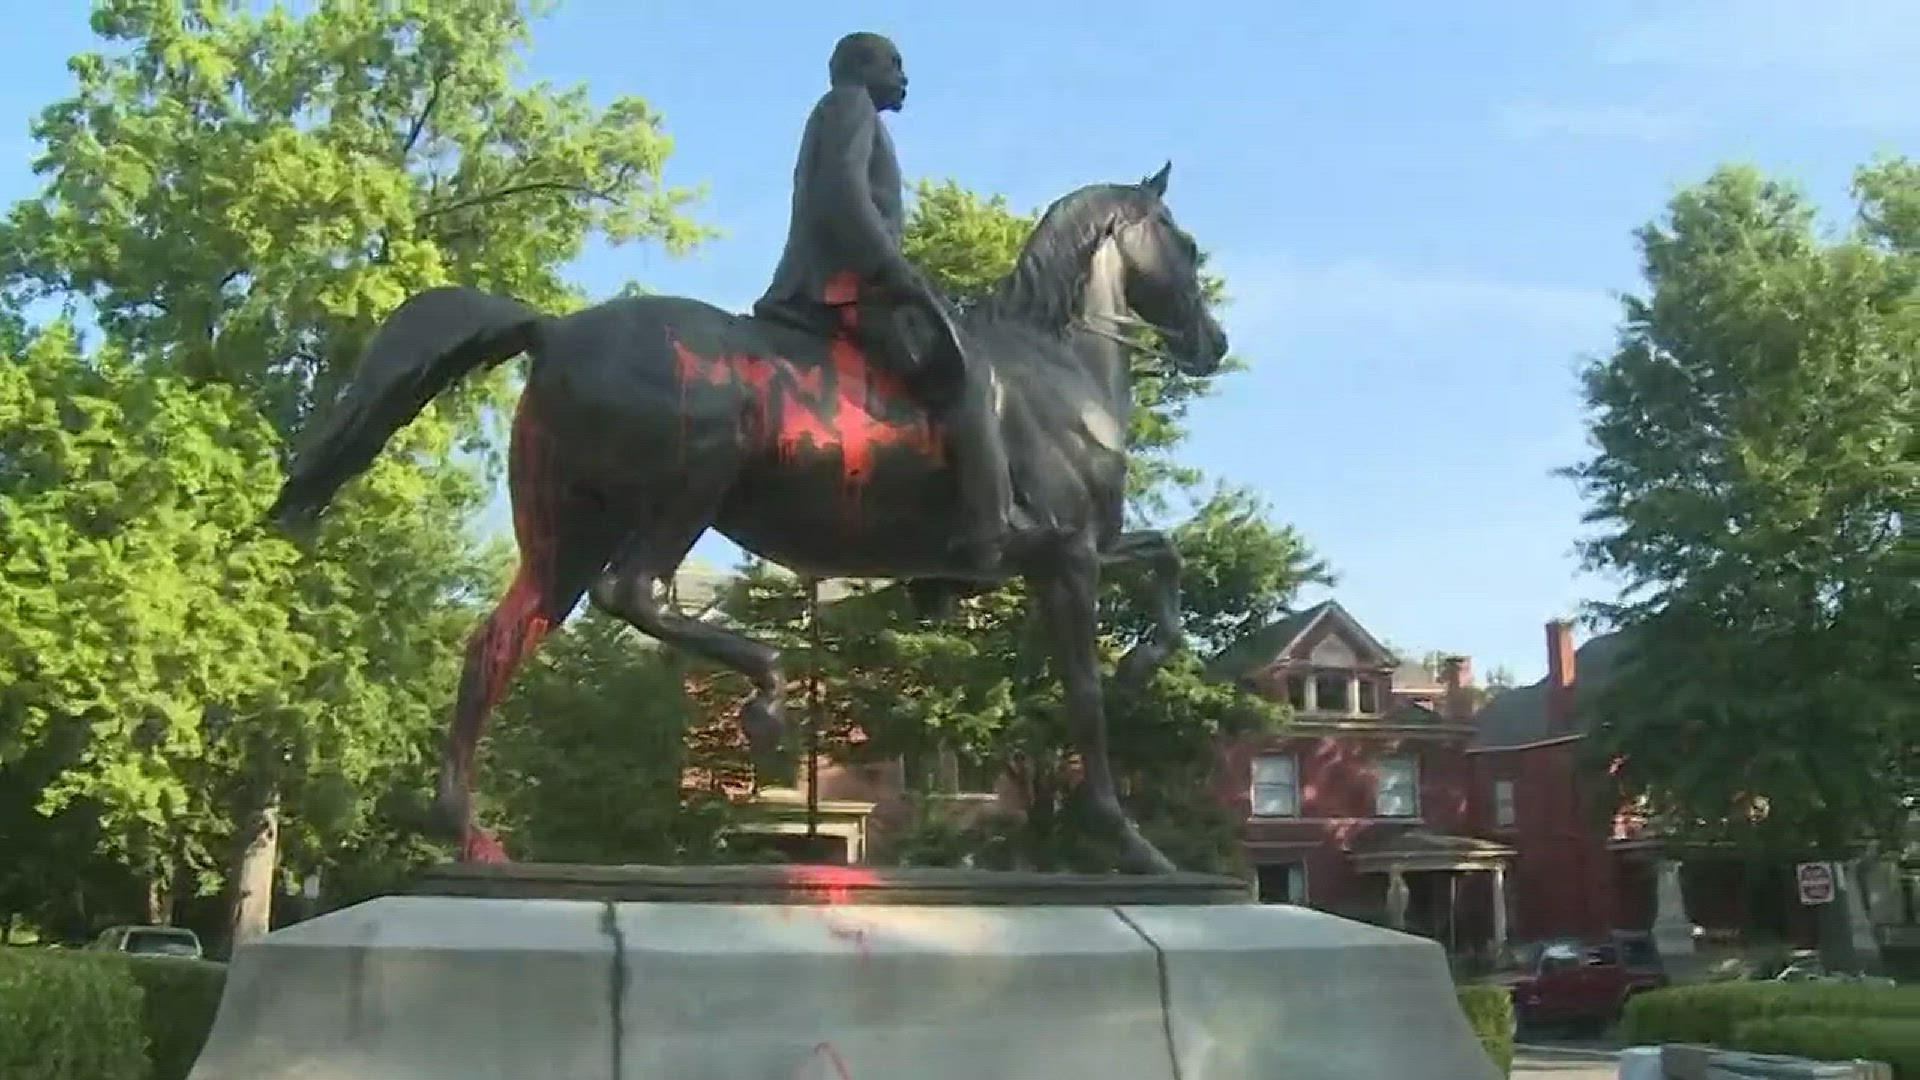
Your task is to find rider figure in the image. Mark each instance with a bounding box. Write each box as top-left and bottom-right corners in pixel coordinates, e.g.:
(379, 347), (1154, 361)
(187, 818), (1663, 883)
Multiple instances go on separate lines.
(754, 31), (1014, 568)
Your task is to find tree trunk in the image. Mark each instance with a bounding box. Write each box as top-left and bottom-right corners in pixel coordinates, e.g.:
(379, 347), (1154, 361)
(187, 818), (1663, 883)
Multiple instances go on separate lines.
(226, 787), (281, 953)
(144, 873), (173, 926)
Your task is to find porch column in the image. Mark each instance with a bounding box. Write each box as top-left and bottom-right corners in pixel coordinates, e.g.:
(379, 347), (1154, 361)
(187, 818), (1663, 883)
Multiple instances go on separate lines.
(1347, 674), (1362, 716)
(1386, 867), (1409, 930)
(1489, 863), (1509, 953)
(1842, 862), (1884, 969)
(1651, 859), (1695, 959)
(1302, 675), (1318, 713)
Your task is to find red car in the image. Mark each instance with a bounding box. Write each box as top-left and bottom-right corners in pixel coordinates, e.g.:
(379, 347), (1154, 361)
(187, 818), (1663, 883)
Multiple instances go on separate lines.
(1488, 938), (1667, 1034)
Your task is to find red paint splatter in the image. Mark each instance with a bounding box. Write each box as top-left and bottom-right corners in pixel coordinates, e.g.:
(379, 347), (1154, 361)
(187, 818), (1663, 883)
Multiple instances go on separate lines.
(783, 864), (884, 906)
(667, 317), (944, 508)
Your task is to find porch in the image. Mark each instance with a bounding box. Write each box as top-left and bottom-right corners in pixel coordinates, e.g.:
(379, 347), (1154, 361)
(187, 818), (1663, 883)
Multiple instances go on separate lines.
(1350, 829), (1515, 959)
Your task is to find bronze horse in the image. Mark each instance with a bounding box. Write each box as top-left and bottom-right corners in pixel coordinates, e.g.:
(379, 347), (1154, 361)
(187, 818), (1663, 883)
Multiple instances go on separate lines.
(270, 164), (1227, 874)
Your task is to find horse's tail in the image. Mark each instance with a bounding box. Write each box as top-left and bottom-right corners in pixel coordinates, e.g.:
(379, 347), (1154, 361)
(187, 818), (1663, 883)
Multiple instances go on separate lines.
(268, 286), (544, 530)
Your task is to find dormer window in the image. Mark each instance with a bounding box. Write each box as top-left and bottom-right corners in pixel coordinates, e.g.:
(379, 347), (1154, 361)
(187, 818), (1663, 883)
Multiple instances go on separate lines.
(1314, 673), (1349, 713)
(1284, 675), (1307, 710)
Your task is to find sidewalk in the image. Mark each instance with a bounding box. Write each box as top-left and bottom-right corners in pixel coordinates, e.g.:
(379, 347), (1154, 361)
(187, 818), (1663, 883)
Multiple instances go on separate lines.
(1514, 1045), (1617, 1079)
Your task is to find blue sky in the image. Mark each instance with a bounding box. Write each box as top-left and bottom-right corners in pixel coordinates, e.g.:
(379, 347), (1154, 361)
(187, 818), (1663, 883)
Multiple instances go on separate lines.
(3, 1), (1913, 681)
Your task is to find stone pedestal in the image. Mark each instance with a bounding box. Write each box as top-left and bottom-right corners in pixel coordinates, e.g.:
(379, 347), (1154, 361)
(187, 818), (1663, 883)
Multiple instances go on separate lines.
(186, 864), (1499, 1080)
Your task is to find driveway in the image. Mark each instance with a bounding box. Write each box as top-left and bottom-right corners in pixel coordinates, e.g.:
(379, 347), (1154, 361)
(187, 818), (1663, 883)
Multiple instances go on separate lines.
(1514, 1046), (1617, 1079)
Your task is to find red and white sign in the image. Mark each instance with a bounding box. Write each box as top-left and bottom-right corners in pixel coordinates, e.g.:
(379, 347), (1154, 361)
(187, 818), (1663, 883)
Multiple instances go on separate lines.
(1796, 862), (1836, 905)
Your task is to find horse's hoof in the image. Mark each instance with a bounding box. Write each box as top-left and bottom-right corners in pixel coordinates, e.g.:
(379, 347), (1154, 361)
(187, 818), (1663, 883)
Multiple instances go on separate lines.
(425, 789), (467, 841)
(461, 826), (512, 865)
(741, 696), (786, 759)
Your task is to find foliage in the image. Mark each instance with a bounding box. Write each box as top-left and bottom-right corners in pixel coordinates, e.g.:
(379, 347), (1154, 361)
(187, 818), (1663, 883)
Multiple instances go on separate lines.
(1731, 1015), (1920, 1077)
(0, 0), (708, 922)
(480, 609), (751, 863)
(0, 949), (149, 1080)
(122, 956), (226, 1080)
(0, 323), (303, 910)
(1621, 982), (1920, 1045)
(1569, 161), (1920, 854)
(1455, 985), (1516, 1076)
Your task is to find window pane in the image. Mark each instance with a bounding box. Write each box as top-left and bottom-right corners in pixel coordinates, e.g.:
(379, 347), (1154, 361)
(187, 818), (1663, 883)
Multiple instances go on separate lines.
(1356, 679), (1378, 714)
(1314, 674), (1349, 712)
(1251, 755), (1299, 817)
(1494, 779), (1516, 826)
(1376, 756), (1418, 817)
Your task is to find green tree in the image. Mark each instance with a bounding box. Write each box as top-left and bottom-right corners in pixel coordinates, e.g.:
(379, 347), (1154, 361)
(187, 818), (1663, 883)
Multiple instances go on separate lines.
(479, 609), (750, 864)
(1569, 163), (1918, 877)
(0, 0), (709, 944)
(0, 323), (303, 924)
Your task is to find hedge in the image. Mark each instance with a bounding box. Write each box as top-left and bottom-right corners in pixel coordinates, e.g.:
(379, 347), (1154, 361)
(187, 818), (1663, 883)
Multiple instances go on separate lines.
(0, 950), (150, 1080)
(124, 956), (228, 1080)
(1622, 981), (1920, 1046)
(0, 948), (228, 1080)
(1731, 1016), (1920, 1078)
(1457, 984), (1516, 1076)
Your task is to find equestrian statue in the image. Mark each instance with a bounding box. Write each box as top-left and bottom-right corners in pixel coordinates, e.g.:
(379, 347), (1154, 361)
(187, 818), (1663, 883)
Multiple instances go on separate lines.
(268, 31), (1228, 875)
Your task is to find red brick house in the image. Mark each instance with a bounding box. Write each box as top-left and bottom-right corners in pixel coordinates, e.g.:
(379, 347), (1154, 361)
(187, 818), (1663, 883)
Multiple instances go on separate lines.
(1217, 604), (1920, 965)
(1212, 600), (1513, 955)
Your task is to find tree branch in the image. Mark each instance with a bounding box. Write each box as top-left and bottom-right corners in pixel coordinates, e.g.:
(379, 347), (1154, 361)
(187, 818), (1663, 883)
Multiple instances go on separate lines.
(417, 180), (623, 224)
(400, 71), (447, 157)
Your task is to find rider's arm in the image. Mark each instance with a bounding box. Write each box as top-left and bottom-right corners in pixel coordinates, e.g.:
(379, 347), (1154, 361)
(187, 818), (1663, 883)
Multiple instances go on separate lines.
(811, 87), (914, 286)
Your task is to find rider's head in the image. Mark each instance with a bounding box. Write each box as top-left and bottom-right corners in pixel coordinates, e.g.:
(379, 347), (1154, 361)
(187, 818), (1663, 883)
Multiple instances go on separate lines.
(830, 32), (907, 113)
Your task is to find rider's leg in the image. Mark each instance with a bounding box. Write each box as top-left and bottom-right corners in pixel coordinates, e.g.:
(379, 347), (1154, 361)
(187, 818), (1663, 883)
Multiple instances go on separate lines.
(944, 352), (1015, 565)
(852, 292), (1013, 567)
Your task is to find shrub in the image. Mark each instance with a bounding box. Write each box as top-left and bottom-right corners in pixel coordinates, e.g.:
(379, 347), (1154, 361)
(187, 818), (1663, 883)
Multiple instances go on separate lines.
(1622, 982), (1920, 1045)
(124, 957), (227, 1080)
(1457, 984), (1516, 1076)
(0, 949), (150, 1080)
(1730, 1016), (1920, 1078)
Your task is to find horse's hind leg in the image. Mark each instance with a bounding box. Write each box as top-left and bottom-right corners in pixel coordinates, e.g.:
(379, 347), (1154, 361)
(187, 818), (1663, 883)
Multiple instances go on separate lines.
(431, 391), (610, 862)
(592, 565), (787, 758)
(431, 564), (564, 862)
(588, 482), (788, 759)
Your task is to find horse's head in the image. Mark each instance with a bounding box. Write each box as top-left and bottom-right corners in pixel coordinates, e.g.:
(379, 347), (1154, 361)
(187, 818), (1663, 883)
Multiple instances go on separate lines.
(1114, 162), (1228, 376)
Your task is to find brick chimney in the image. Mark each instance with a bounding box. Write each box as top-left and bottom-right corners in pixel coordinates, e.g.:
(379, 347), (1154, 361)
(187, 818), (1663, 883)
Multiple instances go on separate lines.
(1545, 620), (1577, 733)
(1439, 656), (1474, 721)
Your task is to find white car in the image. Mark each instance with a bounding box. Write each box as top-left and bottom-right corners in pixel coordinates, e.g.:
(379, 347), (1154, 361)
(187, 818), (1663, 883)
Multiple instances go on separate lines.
(86, 925), (204, 959)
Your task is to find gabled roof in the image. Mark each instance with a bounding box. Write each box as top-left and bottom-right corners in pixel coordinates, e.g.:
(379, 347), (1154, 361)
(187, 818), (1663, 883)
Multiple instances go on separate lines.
(1471, 631), (1632, 749)
(1206, 600), (1398, 682)
(1387, 699), (1449, 726)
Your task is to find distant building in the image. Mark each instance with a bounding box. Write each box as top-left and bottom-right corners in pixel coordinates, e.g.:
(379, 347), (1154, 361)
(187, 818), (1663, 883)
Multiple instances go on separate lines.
(1216, 604), (1919, 966)
(1211, 600), (1509, 955)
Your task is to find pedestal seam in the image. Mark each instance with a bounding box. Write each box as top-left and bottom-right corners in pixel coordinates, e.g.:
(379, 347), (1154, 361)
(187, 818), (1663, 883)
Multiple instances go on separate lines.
(1110, 907), (1185, 1080)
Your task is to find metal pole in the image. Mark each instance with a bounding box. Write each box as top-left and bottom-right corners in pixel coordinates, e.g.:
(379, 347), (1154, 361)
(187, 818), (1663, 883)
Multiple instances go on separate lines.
(805, 576), (821, 842)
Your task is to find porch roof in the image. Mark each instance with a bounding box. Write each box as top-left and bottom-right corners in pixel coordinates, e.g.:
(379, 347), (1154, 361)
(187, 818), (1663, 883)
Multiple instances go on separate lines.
(1349, 828), (1514, 873)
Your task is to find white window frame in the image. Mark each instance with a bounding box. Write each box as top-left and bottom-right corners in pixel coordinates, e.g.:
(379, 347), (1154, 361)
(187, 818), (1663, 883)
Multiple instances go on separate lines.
(1375, 754), (1420, 818)
(1493, 778), (1517, 827)
(1250, 754), (1300, 818)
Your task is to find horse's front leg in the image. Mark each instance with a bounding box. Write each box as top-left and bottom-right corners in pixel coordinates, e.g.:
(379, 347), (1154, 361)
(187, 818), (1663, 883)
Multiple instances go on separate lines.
(1029, 540), (1178, 875)
(1103, 529), (1184, 684)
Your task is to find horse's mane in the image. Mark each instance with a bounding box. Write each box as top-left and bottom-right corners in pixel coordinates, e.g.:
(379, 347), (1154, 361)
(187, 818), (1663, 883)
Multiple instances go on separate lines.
(974, 184), (1144, 330)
